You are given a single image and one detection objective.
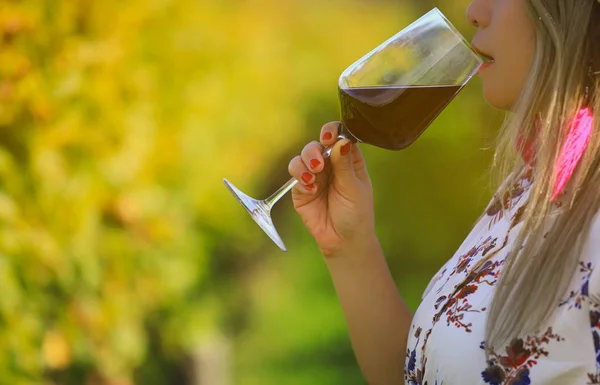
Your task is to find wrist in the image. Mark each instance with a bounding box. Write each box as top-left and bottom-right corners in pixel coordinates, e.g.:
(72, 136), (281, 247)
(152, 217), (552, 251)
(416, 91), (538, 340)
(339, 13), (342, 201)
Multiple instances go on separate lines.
(322, 233), (382, 261)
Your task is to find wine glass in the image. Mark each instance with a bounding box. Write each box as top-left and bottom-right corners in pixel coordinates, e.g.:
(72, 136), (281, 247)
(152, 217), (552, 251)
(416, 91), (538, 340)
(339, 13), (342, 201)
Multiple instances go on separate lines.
(223, 7), (485, 251)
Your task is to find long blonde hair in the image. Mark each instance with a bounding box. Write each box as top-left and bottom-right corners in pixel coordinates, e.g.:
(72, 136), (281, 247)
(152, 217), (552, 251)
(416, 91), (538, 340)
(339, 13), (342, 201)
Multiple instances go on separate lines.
(485, 0), (600, 352)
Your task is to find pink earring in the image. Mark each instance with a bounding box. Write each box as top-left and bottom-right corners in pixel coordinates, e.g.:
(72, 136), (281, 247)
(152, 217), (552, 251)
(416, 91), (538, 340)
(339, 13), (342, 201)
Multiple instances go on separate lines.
(550, 107), (594, 203)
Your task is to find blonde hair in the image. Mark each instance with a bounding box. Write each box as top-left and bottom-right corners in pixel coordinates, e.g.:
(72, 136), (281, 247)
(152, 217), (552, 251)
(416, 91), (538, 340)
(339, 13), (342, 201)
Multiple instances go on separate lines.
(485, 0), (600, 352)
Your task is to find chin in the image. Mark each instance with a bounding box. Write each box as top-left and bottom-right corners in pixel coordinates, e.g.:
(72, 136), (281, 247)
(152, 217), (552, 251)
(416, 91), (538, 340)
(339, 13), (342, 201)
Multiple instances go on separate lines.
(482, 85), (515, 111)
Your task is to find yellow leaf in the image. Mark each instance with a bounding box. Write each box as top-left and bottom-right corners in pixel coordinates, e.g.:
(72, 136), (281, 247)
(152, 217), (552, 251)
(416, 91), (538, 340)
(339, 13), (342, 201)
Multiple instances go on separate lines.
(42, 329), (71, 370)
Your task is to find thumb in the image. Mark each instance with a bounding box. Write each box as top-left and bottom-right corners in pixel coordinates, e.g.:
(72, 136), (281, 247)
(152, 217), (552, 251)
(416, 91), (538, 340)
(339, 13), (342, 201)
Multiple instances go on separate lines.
(329, 139), (358, 190)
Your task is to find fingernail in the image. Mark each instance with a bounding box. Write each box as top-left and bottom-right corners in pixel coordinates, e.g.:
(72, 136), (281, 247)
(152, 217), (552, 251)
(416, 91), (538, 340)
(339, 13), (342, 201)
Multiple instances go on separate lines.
(306, 184), (316, 191)
(310, 159), (321, 169)
(340, 141), (352, 156)
(301, 172), (313, 183)
(322, 132), (333, 141)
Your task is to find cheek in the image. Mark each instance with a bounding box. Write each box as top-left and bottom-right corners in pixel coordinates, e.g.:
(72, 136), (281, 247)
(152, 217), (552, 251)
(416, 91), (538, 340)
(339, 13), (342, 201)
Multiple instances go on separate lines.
(481, 42), (535, 111)
(482, 0), (536, 110)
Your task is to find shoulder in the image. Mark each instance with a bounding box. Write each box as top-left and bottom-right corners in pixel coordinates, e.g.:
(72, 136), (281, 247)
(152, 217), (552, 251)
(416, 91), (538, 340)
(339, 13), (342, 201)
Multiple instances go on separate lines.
(420, 168), (533, 300)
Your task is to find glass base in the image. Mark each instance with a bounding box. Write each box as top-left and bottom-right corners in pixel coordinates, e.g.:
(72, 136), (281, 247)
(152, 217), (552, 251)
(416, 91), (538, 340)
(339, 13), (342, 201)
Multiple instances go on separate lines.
(223, 178), (287, 252)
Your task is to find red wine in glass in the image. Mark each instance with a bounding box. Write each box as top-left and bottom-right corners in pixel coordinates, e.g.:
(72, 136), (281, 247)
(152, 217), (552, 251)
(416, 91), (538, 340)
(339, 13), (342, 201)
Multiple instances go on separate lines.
(338, 85), (463, 150)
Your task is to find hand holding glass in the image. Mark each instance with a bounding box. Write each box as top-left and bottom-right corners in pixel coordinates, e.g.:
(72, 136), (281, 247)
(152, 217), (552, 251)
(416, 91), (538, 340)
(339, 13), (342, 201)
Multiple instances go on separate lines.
(223, 8), (484, 251)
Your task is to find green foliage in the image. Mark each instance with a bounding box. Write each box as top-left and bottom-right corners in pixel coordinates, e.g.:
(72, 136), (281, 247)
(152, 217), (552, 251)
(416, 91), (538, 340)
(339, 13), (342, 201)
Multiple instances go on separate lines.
(0, 0), (501, 384)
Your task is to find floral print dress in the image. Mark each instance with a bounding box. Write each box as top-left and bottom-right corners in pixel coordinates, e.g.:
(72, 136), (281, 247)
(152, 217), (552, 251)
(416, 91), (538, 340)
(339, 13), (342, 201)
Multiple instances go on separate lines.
(405, 166), (600, 385)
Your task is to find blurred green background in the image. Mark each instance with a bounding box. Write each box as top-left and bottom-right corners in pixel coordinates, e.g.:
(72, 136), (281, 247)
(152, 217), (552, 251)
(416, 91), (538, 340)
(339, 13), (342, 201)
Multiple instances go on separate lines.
(0, 0), (503, 384)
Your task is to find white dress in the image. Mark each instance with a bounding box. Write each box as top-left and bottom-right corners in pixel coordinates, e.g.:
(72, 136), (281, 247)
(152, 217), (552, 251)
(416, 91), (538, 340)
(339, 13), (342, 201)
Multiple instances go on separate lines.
(405, 165), (600, 385)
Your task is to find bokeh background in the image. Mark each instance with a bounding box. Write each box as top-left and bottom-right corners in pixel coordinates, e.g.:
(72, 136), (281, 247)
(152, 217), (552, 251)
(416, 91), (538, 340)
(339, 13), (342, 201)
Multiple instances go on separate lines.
(0, 0), (505, 384)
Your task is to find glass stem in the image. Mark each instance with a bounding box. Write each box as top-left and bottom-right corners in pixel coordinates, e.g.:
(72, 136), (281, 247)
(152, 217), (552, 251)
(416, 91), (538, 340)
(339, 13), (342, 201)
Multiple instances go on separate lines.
(263, 134), (348, 209)
(263, 178), (298, 209)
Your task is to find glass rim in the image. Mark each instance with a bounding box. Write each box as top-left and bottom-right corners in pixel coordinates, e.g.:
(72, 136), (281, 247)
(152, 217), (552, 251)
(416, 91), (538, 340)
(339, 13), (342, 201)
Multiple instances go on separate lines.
(431, 8), (482, 63)
(338, 7), (484, 88)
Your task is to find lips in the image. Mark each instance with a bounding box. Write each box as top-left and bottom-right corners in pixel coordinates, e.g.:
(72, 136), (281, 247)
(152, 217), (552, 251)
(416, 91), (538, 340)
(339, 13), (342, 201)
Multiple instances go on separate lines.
(472, 44), (495, 63)
(478, 61), (493, 73)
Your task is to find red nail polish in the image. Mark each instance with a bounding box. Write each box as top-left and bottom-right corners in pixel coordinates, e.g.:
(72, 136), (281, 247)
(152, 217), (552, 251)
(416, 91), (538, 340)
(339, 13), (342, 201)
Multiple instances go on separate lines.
(322, 132), (333, 141)
(310, 159), (321, 169)
(340, 142), (352, 156)
(301, 172), (312, 183)
(306, 184), (316, 191)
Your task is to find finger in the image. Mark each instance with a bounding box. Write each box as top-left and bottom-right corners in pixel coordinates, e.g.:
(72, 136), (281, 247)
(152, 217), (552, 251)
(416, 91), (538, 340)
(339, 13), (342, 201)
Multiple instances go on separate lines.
(288, 156), (318, 193)
(329, 139), (358, 191)
(320, 121), (342, 147)
(349, 143), (371, 185)
(301, 141), (326, 173)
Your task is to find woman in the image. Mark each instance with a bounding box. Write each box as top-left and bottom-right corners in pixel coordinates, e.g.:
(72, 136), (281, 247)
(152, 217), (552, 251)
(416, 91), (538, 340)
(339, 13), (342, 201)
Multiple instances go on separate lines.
(287, 0), (600, 383)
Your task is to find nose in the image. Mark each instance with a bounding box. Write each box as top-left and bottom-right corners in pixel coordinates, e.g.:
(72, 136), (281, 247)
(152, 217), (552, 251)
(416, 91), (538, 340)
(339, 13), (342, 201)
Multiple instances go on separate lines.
(466, 0), (489, 28)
